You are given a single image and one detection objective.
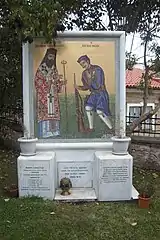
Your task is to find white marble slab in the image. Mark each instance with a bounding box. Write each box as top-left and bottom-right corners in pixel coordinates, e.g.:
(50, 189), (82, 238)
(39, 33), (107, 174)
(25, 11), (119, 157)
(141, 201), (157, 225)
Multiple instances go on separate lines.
(17, 149), (138, 202)
(18, 153), (56, 200)
(95, 152), (133, 201)
(55, 188), (97, 201)
(58, 161), (93, 188)
(132, 186), (139, 200)
(54, 186), (138, 202)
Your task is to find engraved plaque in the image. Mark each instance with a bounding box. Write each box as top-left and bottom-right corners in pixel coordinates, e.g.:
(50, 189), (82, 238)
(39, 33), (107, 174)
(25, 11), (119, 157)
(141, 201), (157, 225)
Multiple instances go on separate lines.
(58, 162), (92, 188)
(18, 154), (56, 200)
(97, 155), (133, 201)
(101, 166), (129, 184)
(20, 161), (50, 191)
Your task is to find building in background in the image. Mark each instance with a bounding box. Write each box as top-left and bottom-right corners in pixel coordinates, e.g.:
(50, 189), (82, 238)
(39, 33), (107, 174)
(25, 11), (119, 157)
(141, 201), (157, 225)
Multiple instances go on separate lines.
(126, 68), (160, 134)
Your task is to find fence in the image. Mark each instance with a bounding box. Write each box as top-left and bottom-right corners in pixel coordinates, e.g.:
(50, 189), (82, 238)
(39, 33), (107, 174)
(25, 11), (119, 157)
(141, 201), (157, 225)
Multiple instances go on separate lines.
(0, 107), (160, 137)
(126, 114), (160, 137)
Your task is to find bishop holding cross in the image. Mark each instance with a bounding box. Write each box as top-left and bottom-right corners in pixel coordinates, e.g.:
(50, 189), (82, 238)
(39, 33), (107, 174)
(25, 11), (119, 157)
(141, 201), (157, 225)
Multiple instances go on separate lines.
(34, 48), (66, 138)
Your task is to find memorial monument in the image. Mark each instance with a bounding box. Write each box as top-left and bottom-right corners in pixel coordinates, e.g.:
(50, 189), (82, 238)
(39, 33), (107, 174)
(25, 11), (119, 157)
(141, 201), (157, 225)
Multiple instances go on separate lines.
(17, 31), (138, 201)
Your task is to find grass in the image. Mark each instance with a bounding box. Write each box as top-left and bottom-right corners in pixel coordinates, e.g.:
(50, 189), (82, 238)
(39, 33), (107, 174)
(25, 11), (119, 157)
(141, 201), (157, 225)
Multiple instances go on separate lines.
(0, 198), (160, 240)
(0, 147), (160, 239)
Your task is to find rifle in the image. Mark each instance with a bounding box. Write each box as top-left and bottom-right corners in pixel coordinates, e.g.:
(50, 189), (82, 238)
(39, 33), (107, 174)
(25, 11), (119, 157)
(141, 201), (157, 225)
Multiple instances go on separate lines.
(61, 60), (68, 133)
(74, 73), (86, 133)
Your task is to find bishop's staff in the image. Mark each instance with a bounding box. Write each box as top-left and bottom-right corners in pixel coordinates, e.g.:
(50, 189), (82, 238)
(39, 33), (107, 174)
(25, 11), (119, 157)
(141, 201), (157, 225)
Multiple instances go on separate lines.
(61, 60), (68, 132)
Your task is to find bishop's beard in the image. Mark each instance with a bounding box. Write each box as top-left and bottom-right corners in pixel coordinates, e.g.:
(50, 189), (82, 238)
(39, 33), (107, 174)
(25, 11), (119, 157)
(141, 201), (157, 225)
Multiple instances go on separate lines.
(46, 59), (55, 68)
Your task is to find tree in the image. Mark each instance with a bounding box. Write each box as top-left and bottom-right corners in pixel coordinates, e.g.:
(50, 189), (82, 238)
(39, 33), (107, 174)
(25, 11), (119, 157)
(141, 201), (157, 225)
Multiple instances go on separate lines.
(0, 0), (160, 140)
(65, 0), (160, 32)
(0, 0), (81, 108)
(126, 39), (160, 134)
(0, 0), (82, 139)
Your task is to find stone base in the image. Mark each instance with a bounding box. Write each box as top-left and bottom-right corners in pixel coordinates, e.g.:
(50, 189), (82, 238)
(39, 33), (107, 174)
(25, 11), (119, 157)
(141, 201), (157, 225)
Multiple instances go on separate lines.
(17, 149), (138, 202)
(17, 152), (56, 200)
(55, 188), (97, 201)
(54, 186), (138, 202)
(95, 152), (133, 201)
(132, 186), (139, 200)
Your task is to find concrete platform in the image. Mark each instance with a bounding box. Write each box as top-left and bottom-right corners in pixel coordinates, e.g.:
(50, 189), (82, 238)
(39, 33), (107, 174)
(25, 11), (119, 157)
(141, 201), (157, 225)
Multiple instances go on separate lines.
(55, 188), (97, 201)
(132, 186), (139, 200)
(54, 186), (139, 201)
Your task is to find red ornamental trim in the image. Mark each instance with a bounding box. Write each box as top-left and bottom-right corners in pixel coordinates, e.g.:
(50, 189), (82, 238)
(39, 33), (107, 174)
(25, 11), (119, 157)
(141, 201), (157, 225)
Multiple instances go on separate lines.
(35, 69), (61, 121)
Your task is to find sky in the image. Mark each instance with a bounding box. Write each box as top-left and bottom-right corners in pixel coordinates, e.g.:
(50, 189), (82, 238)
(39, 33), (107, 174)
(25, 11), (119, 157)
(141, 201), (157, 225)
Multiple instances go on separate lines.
(125, 34), (146, 69)
(100, 14), (160, 69)
(125, 33), (160, 69)
(70, 13), (160, 69)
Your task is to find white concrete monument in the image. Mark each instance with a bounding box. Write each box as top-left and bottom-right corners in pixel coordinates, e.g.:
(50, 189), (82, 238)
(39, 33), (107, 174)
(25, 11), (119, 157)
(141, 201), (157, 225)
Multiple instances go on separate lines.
(17, 31), (138, 201)
(18, 153), (56, 200)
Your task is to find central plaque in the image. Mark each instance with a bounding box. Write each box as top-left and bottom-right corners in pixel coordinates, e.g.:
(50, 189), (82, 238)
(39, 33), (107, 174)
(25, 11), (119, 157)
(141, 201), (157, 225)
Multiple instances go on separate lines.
(58, 162), (93, 188)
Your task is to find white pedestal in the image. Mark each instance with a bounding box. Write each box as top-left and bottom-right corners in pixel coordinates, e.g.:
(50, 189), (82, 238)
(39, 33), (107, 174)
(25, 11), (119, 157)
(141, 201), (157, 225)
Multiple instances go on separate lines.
(17, 152), (56, 200)
(95, 152), (133, 201)
(17, 148), (138, 202)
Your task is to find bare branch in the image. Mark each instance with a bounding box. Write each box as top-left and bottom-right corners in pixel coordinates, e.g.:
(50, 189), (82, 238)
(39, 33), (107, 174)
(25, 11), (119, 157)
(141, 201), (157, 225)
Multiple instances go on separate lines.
(143, 34), (150, 113)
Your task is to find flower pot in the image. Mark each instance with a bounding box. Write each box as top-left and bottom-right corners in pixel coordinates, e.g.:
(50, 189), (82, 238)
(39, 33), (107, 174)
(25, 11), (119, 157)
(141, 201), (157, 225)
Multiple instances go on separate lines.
(8, 188), (19, 198)
(4, 185), (19, 198)
(138, 195), (151, 209)
(111, 136), (131, 155)
(18, 137), (38, 156)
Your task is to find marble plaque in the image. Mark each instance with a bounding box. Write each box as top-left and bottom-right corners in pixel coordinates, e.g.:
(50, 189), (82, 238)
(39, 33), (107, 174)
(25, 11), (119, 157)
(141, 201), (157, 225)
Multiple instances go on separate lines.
(18, 153), (55, 200)
(95, 152), (133, 201)
(101, 165), (129, 184)
(20, 161), (50, 191)
(58, 162), (93, 188)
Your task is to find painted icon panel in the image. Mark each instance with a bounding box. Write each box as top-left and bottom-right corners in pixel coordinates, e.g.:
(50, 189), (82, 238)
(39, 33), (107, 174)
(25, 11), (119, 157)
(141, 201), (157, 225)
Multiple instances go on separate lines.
(33, 39), (116, 139)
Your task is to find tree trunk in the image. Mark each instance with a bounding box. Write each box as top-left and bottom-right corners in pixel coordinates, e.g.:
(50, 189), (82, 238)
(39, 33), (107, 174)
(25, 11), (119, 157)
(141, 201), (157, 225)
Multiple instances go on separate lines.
(127, 32), (160, 136)
(106, 1), (114, 31)
(143, 36), (149, 114)
(127, 98), (160, 135)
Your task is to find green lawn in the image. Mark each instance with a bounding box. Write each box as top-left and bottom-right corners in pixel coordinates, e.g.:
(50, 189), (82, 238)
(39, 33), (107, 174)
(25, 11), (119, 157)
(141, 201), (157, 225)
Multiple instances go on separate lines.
(0, 197), (160, 240)
(0, 147), (160, 240)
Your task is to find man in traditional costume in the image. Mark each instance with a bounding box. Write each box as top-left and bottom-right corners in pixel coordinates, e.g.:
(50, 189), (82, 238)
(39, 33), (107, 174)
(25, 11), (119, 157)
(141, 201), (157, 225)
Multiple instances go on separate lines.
(35, 48), (65, 138)
(76, 55), (112, 132)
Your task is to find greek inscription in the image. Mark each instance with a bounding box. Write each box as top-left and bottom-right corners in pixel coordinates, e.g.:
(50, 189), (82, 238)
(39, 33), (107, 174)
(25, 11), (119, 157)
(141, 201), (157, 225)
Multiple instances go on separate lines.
(101, 166), (129, 183)
(21, 163), (50, 191)
(60, 165), (89, 180)
(82, 44), (99, 48)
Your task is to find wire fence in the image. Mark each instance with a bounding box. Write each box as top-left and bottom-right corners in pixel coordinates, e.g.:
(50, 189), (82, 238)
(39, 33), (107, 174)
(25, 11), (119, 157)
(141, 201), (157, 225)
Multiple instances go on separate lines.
(126, 114), (160, 137)
(0, 107), (160, 137)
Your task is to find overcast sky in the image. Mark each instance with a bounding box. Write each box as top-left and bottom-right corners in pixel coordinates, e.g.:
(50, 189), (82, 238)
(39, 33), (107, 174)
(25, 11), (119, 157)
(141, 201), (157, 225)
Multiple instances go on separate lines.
(126, 33), (160, 68)
(100, 14), (160, 68)
(71, 13), (160, 69)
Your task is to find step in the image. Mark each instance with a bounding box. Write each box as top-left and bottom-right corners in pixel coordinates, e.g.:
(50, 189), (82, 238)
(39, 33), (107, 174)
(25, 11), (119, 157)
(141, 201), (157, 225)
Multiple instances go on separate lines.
(54, 188), (97, 201)
(132, 186), (139, 200)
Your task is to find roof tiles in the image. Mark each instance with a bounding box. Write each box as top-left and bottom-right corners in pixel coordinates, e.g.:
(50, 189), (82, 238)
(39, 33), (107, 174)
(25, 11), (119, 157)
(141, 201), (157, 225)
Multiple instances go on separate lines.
(126, 68), (160, 89)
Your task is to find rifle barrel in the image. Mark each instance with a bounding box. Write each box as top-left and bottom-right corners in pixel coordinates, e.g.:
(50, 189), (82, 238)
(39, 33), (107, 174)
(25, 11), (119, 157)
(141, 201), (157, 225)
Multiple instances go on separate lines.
(74, 73), (76, 86)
